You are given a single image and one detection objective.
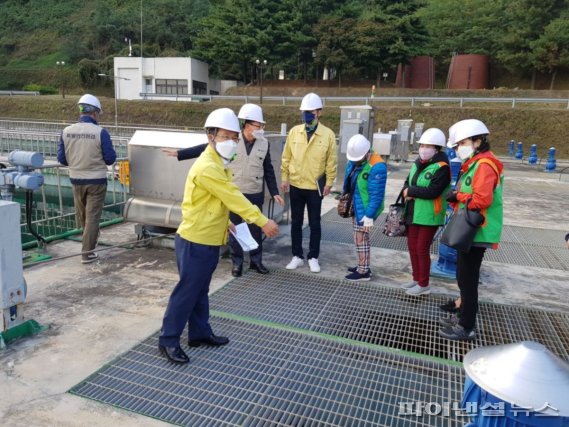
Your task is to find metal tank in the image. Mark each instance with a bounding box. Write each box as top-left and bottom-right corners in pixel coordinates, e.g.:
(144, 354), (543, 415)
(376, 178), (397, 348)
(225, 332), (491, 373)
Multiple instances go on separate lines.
(123, 130), (285, 229)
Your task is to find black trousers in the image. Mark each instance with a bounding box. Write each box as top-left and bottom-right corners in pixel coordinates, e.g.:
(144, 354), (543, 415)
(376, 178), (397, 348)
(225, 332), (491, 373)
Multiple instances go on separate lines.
(228, 192), (264, 266)
(457, 246), (486, 331)
(290, 185), (322, 260)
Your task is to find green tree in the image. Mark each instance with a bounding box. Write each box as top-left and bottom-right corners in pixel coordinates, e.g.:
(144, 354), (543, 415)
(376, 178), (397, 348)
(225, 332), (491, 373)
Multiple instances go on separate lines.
(418, 0), (504, 63)
(531, 16), (569, 90)
(497, 0), (568, 88)
(192, 0), (258, 81)
(314, 16), (358, 86)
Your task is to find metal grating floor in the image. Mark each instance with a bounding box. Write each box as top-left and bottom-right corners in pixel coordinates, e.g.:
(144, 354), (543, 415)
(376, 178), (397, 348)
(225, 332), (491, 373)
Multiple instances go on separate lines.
(70, 316), (465, 427)
(309, 211), (569, 271)
(210, 270), (569, 363)
(70, 270), (569, 426)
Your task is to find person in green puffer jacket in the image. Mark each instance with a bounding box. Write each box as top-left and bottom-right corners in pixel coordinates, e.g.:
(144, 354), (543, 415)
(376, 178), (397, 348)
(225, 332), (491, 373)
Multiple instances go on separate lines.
(401, 128), (451, 296)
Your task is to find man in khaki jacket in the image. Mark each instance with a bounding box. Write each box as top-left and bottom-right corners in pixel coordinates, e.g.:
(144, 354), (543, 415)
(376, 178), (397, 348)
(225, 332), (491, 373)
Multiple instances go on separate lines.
(280, 92), (337, 273)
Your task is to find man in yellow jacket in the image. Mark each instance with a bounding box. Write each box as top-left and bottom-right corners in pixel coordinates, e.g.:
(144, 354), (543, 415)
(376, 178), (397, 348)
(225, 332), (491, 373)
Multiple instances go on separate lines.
(281, 93), (337, 273)
(158, 108), (279, 364)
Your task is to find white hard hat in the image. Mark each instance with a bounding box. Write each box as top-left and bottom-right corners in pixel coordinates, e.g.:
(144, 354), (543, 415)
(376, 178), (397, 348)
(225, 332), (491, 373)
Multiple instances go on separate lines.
(299, 92), (323, 111)
(453, 119), (490, 143)
(78, 94), (102, 113)
(447, 123), (458, 148)
(418, 128), (446, 147)
(204, 108), (240, 133)
(346, 134), (371, 161)
(238, 103), (265, 124)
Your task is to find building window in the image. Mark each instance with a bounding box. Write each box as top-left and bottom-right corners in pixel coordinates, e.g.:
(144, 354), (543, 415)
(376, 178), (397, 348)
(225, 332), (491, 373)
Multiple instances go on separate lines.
(209, 90), (219, 95)
(192, 80), (207, 95)
(156, 79), (188, 95)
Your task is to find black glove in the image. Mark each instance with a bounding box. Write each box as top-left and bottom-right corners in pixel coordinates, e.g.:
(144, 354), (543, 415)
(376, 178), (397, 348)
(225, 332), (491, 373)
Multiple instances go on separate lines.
(446, 190), (458, 203)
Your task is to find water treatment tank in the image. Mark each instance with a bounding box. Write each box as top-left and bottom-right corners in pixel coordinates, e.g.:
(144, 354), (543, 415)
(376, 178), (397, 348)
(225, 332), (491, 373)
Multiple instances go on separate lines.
(447, 54), (489, 89)
(395, 56), (435, 89)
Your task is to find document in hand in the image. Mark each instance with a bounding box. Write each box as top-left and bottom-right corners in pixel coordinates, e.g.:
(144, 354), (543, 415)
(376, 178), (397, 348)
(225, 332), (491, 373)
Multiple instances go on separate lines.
(316, 174), (326, 198)
(230, 223), (259, 252)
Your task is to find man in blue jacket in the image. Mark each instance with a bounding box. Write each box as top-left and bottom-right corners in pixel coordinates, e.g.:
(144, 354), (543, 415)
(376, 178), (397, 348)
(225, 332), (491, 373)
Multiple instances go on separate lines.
(57, 94), (116, 263)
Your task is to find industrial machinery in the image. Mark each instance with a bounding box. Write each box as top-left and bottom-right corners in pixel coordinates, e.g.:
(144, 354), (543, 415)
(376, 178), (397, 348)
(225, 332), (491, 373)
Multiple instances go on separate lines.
(337, 105), (374, 187)
(124, 130), (285, 236)
(0, 150), (46, 348)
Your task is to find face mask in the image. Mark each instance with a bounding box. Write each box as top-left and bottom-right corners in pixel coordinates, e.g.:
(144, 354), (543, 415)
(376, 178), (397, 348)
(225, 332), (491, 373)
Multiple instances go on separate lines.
(252, 129), (264, 139)
(302, 111), (316, 124)
(419, 147), (436, 161)
(457, 144), (474, 160)
(215, 139), (238, 165)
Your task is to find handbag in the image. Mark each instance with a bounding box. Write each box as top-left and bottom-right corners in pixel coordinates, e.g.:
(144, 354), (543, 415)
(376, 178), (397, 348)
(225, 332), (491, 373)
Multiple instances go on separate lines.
(337, 167), (358, 218)
(337, 192), (354, 218)
(440, 200), (485, 252)
(383, 190), (407, 237)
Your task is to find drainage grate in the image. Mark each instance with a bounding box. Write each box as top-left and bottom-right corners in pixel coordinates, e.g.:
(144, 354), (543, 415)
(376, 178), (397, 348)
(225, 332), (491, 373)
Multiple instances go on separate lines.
(70, 316), (466, 427)
(310, 212), (569, 271)
(210, 270), (569, 362)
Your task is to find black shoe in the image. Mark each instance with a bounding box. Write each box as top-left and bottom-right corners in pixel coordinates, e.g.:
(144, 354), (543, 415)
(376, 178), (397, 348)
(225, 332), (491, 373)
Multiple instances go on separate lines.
(232, 264), (242, 277)
(250, 263), (269, 274)
(438, 325), (476, 341)
(439, 298), (460, 313)
(438, 314), (460, 328)
(188, 334), (230, 348)
(347, 266), (373, 277)
(158, 345), (190, 364)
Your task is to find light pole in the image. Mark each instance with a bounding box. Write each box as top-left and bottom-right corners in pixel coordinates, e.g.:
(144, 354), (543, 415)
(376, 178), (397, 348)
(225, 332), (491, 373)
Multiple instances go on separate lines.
(255, 59), (267, 104)
(312, 49), (318, 87)
(98, 73), (131, 131)
(56, 61), (65, 98)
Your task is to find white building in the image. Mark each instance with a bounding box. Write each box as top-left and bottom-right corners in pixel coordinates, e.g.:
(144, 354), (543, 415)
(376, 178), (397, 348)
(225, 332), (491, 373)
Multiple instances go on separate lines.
(113, 57), (237, 101)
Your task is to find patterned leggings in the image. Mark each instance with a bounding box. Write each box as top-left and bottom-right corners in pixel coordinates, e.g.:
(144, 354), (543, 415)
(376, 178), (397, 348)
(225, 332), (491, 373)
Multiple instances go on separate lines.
(353, 219), (371, 274)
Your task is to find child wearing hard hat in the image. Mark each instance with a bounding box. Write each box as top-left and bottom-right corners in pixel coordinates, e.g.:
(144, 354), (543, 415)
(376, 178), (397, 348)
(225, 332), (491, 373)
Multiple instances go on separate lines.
(343, 134), (387, 282)
(157, 108), (279, 364)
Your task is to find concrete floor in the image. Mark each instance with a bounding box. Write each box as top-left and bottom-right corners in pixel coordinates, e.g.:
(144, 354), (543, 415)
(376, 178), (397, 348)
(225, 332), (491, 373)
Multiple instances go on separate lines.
(1, 157), (568, 426)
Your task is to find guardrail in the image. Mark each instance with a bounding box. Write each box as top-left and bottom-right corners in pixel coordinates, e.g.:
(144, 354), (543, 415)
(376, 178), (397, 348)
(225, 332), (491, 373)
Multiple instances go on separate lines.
(0, 90), (40, 96)
(140, 93), (569, 109)
(20, 158), (129, 248)
(0, 129), (130, 159)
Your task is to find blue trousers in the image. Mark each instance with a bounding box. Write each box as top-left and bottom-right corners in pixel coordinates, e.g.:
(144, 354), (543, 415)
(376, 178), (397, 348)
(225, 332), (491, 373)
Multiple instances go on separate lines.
(159, 235), (220, 347)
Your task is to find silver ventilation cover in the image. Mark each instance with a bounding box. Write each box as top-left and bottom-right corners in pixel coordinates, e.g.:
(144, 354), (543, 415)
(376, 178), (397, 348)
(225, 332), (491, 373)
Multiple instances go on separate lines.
(464, 341), (569, 417)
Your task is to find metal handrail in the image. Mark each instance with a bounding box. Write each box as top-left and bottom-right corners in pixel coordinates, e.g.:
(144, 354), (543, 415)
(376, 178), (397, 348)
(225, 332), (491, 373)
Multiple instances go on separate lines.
(559, 166), (569, 181)
(139, 93), (569, 109)
(20, 159), (129, 241)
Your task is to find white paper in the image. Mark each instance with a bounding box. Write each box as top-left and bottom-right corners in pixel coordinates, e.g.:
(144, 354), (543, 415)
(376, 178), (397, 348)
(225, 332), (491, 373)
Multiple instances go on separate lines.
(229, 223), (259, 252)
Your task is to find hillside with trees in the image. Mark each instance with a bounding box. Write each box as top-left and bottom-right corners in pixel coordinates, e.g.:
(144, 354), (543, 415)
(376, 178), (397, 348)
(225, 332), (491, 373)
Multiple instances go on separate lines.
(1, 0), (568, 90)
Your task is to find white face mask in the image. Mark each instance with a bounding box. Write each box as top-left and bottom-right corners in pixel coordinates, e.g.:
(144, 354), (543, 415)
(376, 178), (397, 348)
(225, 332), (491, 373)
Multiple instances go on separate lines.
(252, 129), (264, 139)
(215, 139), (238, 165)
(419, 147), (436, 161)
(457, 144), (474, 160)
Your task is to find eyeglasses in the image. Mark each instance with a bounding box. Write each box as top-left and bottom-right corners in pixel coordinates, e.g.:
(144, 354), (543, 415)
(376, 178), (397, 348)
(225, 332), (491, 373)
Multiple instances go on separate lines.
(248, 122), (265, 130)
(215, 134), (240, 143)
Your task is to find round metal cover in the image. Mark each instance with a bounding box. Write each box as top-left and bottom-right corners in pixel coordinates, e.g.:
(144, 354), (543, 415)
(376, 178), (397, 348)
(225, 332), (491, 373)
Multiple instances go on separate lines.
(464, 341), (569, 417)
